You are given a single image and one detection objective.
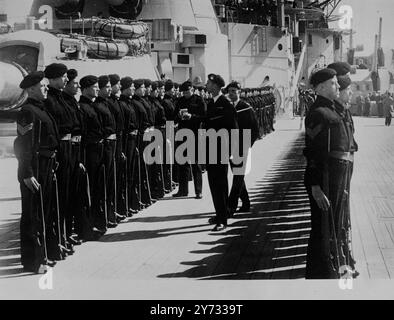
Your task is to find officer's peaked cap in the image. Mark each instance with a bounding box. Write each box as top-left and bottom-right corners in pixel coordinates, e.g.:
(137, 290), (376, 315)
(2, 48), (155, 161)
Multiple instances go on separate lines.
(226, 81), (241, 90)
(208, 73), (225, 88)
(180, 81), (193, 92)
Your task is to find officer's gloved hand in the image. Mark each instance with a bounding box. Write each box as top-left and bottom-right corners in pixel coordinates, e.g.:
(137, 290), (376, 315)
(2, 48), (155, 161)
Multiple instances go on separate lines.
(24, 177), (40, 193)
(121, 153), (126, 161)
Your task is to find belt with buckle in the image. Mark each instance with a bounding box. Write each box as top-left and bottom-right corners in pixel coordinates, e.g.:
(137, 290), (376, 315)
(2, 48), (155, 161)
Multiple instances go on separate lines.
(105, 134), (117, 141)
(60, 133), (72, 141)
(71, 136), (82, 143)
(328, 151), (354, 163)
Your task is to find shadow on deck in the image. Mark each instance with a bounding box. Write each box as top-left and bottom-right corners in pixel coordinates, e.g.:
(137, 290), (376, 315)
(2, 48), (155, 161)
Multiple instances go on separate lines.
(157, 135), (311, 280)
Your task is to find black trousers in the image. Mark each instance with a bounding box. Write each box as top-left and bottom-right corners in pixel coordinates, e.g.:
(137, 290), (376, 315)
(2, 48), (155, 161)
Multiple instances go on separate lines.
(57, 141), (72, 244)
(228, 174), (249, 211)
(385, 116), (392, 126)
(163, 132), (174, 191)
(305, 159), (355, 279)
(103, 140), (116, 223)
(149, 148), (165, 199)
(85, 143), (106, 230)
(125, 134), (140, 211)
(69, 144), (94, 240)
(207, 164), (229, 225)
(68, 142), (81, 236)
(139, 138), (152, 205)
(115, 133), (127, 216)
(178, 163), (202, 195)
(20, 156), (56, 268)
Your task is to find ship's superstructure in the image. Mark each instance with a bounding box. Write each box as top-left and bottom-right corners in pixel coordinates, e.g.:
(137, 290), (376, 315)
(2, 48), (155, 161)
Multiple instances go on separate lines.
(0, 0), (348, 113)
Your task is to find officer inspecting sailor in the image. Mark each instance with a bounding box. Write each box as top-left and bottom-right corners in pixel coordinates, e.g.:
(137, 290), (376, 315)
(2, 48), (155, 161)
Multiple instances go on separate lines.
(12, 65), (278, 273)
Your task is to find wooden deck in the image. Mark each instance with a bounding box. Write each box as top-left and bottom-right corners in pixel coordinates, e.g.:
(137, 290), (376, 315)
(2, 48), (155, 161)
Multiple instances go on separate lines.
(1, 117), (394, 299)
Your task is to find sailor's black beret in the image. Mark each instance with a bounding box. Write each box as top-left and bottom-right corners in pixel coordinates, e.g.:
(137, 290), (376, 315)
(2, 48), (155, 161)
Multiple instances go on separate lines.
(164, 80), (174, 92)
(310, 68), (337, 87)
(327, 62), (351, 77)
(19, 71), (45, 89)
(67, 69), (78, 82)
(109, 74), (121, 86)
(44, 63), (68, 79)
(120, 77), (133, 90)
(337, 75), (352, 91)
(134, 79), (145, 89)
(80, 75), (98, 90)
(98, 75), (110, 89)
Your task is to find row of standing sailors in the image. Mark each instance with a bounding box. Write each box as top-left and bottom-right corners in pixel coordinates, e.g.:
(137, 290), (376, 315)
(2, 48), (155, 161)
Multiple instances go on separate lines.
(13, 65), (276, 273)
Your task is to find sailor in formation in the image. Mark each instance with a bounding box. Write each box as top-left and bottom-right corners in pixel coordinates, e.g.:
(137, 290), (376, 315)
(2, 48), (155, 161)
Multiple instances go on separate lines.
(14, 64), (277, 273)
(304, 65), (358, 279)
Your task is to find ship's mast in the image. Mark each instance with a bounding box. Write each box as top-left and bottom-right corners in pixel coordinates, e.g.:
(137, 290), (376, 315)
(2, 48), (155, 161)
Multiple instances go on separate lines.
(378, 17), (382, 49)
(309, 0), (343, 19)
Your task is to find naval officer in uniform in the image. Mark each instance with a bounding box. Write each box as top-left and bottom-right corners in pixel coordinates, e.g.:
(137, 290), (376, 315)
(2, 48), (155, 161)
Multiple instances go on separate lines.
(204, 74), (238, 231)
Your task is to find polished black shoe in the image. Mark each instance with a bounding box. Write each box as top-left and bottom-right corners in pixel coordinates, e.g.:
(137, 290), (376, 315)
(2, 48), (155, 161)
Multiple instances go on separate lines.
(68, 236), (82, 246)
(128, 208), (139, 216)
(195, 193), (203, 199)
(23, 264), (47, 274)
(93, 227), (107, 235)
(140, 202), (150, 209)
(107, 221), (118, 228)
(173, 192), (188, 198)
(208, 217), (218, 225)
(84, 229), (104, 241)
(164, 189), (171, 194)
(61, 244), (74, 256)
(116, 214), (127, 222)
(46, 260), (57, 267)
(48, 250), (64, 261)
(237, 206), (250, 213)
(152, 192), (165, 199)
(212, 224), (227, 232)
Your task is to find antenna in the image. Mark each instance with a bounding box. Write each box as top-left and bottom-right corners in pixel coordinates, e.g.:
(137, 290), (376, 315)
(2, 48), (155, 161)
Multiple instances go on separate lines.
(378, 17), (382, 49)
